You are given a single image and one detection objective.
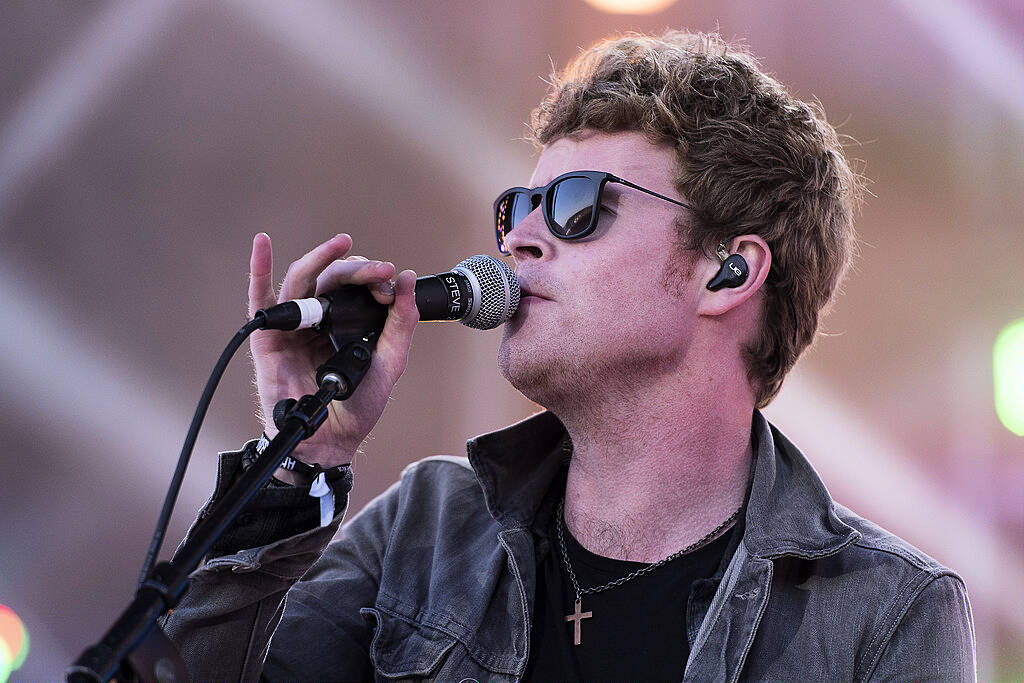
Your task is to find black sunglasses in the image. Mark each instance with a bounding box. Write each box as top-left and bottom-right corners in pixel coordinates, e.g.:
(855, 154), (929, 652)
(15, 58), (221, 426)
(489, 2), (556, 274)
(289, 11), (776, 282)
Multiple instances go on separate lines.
(493, 170), (692, 255)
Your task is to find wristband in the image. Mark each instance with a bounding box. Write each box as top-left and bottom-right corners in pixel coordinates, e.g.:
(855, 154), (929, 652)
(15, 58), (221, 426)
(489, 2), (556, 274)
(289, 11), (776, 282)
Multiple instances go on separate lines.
(242, 433), (350, 527)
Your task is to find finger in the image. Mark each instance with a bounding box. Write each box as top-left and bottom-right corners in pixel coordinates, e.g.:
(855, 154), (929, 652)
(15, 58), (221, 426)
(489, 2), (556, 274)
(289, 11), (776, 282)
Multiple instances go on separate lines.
(248, 233), (276, 317)
(278, 233), (353, 302)
(376, 269), (419, 379)
(342, 255), (395, 304)
(367, 279), (397, 305)
(315, 259), (397, 303)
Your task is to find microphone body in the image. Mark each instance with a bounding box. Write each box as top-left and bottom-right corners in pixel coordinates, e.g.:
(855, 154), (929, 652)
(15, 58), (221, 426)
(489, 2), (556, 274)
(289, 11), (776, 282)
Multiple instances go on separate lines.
(411, 270), (480, 322)
(257, 255), (520, 333)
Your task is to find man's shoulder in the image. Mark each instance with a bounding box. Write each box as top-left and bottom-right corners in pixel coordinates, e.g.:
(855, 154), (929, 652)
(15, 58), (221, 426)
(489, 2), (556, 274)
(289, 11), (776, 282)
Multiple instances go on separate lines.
(800, 502), (970, 628)
(750, 502), (973, 680)
(760, 497), (968, 627)
(394, 455), (477, 493)
(830, 502), (959, 580)
(383, 455), (484, 509)
(401, 454), (474, 476)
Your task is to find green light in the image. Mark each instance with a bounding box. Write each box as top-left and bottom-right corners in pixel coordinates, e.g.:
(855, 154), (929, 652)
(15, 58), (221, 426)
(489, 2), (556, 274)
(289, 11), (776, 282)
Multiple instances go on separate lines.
(0, 605), (27, 683)
(0, 641), (10, 683)
(995, 318), (1024, 436)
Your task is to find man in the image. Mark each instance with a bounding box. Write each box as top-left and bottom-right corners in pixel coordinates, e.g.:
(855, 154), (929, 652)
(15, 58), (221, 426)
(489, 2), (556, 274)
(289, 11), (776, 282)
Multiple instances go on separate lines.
(165, 32), (975, 681)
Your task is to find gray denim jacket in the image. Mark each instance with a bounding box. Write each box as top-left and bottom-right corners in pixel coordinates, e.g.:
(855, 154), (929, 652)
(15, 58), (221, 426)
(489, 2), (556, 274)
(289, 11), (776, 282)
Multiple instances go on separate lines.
(164, 411), (976, 681)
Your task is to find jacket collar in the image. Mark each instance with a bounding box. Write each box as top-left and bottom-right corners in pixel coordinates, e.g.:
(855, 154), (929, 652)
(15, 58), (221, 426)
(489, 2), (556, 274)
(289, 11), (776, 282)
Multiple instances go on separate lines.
(743, 412), (861, 559)
(466, 409), (860, 559)
(467, 410), (570, 529)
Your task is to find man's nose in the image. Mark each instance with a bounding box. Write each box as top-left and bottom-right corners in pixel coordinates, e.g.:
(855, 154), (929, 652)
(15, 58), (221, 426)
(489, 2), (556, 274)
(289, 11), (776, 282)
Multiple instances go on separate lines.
(503, 204), (551, 262)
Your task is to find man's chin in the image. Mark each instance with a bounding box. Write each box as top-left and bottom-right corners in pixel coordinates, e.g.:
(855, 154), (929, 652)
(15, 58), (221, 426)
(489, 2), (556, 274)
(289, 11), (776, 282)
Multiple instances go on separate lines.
(498, 341), (544, 397)
(498, 341), (573, 409)
(496, 339), (524, 386)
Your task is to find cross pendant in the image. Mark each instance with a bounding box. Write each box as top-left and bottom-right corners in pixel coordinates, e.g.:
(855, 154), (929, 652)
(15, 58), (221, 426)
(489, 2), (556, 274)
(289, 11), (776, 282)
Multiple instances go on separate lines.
(564, 598), (593, 645)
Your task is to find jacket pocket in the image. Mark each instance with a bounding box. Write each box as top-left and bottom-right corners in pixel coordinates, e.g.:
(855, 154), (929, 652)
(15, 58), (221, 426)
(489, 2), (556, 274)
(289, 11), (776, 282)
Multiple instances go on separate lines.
(361, 606), (460, 680)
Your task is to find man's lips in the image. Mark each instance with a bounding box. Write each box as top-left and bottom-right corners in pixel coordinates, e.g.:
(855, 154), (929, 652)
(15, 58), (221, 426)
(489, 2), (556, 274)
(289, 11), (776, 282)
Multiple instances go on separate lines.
(517, 282), (553, 301)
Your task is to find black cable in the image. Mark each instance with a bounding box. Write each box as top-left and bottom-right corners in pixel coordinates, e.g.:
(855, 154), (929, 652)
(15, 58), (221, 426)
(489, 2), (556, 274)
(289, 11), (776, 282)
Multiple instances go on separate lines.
(136, 315), (265, 588)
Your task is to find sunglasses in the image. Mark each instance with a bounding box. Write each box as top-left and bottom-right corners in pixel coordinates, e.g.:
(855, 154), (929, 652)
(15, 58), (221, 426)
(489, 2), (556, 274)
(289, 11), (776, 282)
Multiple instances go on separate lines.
(493, 170), (692, 255)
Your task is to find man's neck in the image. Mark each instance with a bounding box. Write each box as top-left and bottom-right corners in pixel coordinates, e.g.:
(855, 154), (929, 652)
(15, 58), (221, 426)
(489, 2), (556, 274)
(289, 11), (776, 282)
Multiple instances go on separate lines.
(557, 372), (754, 563)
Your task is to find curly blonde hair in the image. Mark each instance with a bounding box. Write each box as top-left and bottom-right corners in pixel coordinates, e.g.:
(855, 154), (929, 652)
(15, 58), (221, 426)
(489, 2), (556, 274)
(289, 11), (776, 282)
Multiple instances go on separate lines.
(530, 31), (860, 407)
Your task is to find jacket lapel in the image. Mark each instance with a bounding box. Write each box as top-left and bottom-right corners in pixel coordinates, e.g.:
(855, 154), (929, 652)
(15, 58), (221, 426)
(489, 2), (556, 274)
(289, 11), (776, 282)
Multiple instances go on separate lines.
(685, 542), (773, 682)
(685, 413), (861, 681)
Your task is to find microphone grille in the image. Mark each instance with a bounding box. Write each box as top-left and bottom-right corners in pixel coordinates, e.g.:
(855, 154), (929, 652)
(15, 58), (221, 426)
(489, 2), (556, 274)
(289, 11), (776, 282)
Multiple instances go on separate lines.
(455, 255), (520, 330)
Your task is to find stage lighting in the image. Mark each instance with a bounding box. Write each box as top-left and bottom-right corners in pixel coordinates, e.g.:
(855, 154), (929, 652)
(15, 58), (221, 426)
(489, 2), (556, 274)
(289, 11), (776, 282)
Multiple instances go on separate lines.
(994, 318), (1024, 436)
(582, 0), (678, 14)
(0, 606), (28, 683)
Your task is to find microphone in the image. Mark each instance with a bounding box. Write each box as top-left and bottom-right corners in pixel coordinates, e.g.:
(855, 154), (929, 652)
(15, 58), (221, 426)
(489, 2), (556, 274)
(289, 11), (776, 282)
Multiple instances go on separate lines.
(257, 255), (521, 333)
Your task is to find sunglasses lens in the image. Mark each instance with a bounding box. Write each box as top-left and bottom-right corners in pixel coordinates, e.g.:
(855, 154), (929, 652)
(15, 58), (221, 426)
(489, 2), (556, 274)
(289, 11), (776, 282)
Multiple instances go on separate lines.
(496, 191), (533, 253)
(549, 176), (597, 238)
(495, 175), (601, 254)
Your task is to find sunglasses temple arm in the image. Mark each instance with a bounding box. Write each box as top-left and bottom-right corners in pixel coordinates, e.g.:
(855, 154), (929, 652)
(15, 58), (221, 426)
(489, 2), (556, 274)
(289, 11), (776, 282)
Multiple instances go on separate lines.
(611, 176), (692, 210)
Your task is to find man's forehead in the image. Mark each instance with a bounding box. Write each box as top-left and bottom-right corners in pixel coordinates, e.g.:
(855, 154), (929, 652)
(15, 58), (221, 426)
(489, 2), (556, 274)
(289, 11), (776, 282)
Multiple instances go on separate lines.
(529, 131), (676, 188)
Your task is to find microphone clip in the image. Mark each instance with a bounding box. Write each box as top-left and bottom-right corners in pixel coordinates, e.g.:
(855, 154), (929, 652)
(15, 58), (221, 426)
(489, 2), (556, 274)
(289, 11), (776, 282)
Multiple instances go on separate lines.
(315, 330), (379, 401)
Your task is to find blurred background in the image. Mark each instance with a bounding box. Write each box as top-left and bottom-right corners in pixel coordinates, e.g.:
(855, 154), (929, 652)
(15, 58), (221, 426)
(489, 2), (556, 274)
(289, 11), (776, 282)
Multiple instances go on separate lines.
(1, 0), (1021, 679)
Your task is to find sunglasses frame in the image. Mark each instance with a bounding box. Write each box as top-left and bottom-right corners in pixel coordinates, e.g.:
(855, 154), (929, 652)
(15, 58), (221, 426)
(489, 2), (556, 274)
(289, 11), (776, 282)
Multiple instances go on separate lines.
(493, 170), (692, 255)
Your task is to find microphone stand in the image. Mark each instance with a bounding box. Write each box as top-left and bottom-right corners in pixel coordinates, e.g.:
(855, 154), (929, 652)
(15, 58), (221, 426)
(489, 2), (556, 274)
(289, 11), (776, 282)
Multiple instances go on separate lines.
(67, 331), (378, 683)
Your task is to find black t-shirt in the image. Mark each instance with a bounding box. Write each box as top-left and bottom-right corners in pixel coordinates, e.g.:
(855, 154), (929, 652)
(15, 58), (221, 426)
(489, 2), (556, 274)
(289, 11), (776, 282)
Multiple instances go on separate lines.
(523, 515), (736, 682)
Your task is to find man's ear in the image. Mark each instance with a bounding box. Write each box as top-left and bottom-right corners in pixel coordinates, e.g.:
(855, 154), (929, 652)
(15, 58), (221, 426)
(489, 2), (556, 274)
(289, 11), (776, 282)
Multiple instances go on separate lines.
(697, 235), (771, 316)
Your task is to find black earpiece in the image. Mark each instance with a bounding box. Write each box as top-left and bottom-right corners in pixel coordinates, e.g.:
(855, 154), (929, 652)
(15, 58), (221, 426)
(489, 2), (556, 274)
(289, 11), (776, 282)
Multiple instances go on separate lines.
(706, 241), (749, 291)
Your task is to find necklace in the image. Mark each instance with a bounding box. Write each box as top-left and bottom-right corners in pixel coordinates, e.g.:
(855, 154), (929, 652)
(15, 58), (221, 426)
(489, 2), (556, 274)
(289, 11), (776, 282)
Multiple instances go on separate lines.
(556, 498), (742, 646)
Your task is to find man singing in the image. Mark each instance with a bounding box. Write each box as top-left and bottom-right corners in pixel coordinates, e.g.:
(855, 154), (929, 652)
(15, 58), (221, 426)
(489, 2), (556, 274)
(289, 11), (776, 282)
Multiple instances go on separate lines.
(165, 31), (975, 681)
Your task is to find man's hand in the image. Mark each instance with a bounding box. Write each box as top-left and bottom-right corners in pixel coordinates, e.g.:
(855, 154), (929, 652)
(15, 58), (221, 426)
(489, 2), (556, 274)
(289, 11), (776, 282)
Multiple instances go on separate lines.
(247, 233), (418, 480)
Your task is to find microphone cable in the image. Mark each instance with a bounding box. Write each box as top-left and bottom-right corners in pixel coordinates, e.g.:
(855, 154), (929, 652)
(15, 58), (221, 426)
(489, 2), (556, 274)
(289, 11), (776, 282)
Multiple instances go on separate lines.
(136, 315), (265, 589)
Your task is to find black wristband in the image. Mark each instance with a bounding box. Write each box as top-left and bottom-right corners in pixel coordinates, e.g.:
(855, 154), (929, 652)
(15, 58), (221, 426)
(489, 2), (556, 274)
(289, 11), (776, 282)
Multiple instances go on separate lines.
(240, 434), (351, 527)
(241, 433), (351, 484)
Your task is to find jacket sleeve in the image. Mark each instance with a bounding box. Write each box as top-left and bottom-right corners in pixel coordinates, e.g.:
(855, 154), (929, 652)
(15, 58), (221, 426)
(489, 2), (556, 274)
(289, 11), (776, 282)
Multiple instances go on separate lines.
(161, 444), (365, 682)
(863, 573), (976, 682)
(261, 477), (403, 681)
